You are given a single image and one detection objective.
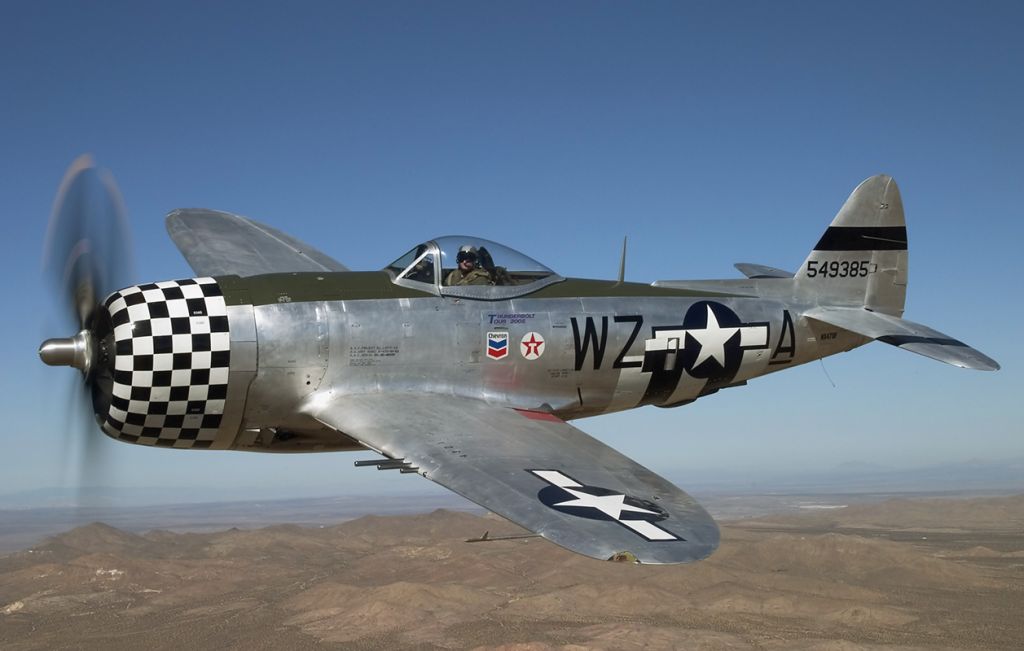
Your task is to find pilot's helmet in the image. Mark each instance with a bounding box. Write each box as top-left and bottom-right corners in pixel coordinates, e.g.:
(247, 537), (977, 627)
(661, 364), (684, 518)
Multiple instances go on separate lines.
(456, 247), (478, 264)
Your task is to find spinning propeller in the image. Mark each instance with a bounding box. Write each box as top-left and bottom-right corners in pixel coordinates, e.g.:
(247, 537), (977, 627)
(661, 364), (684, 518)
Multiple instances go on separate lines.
(39, 155), (134, 488)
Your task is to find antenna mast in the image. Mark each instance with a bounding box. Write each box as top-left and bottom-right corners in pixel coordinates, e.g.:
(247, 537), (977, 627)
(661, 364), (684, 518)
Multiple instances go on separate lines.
(617, 236), (628, 283)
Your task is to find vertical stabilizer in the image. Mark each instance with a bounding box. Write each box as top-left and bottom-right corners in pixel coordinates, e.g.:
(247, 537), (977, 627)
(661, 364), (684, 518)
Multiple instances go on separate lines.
(796, 175), (908, 316)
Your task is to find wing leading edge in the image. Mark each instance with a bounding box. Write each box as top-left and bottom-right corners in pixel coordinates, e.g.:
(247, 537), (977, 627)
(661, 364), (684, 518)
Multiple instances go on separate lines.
(308, 393), (719, 564)
(166, 208), (349, 277)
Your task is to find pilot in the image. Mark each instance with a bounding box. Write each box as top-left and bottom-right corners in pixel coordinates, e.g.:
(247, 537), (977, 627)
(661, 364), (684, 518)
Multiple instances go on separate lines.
(444, 248), (491, 286)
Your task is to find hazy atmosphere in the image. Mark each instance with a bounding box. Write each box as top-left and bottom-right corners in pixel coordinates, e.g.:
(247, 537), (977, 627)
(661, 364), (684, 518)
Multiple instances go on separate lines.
(2, 1), (1021, 501)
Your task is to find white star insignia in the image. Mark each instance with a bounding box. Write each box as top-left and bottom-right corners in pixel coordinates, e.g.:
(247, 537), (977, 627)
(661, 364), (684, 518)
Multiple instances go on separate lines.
(530, 470), (681, 542)
(688, 305), (738, 367)
(554, 487), (660, 521)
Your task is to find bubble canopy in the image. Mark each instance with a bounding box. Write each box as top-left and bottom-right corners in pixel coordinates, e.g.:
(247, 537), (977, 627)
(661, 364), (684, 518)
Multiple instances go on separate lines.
(385, 236), (563, 298)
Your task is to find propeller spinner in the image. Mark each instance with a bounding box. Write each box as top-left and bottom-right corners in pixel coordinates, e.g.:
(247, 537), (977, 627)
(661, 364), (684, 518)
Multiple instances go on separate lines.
(38, 330), (94, 372)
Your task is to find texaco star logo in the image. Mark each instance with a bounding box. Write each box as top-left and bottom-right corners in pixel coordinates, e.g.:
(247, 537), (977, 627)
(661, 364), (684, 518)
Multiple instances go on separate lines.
(529, 470), (682, 541)
(520, 332), (545, 360)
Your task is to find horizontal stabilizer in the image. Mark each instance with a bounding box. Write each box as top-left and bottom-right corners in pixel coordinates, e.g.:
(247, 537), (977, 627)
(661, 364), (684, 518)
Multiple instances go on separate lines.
(804, 306), (999, 371)
(734, 263), (794, 279)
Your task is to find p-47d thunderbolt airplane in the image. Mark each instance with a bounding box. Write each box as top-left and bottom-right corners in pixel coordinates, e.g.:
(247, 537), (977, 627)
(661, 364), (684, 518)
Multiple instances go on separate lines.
(40, 158), (998, 564)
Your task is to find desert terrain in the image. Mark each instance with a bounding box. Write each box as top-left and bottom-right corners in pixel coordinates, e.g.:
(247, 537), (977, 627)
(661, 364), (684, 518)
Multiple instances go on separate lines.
(1, 494), (1022, 650)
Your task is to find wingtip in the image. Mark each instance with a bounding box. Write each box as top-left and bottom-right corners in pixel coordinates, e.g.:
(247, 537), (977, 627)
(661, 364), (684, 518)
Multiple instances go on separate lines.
(973, 358), (1000, 372)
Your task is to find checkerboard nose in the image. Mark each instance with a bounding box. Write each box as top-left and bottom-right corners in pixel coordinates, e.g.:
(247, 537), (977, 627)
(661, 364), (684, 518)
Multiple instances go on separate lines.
(97, 278), (232, 449)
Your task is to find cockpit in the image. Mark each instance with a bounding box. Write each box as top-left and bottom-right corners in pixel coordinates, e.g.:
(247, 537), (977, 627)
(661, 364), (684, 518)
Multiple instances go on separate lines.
(385, 236), (564, 299)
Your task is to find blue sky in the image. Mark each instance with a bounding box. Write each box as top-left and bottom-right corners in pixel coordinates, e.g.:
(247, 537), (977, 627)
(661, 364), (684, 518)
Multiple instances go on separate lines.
(2, 1), (1021, 499)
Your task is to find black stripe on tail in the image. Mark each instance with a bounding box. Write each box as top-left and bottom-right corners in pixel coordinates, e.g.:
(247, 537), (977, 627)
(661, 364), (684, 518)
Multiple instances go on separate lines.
(814, 226), (907, 251)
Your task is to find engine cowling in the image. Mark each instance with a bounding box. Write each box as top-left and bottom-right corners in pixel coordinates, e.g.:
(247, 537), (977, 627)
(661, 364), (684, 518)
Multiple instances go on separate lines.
(92, 277), (232, 449)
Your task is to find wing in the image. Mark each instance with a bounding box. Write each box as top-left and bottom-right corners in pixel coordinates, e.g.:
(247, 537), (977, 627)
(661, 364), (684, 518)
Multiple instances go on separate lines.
(804, 306), (999, 371)
(308, 393), (719, 564)
(166, 208), (349, 277)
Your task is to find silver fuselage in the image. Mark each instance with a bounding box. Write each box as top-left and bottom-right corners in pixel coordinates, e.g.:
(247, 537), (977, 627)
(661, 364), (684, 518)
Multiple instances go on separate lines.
(220, 290), (864, 452)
